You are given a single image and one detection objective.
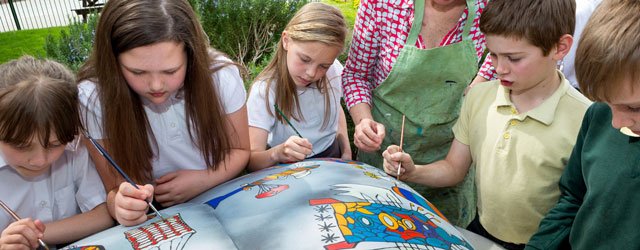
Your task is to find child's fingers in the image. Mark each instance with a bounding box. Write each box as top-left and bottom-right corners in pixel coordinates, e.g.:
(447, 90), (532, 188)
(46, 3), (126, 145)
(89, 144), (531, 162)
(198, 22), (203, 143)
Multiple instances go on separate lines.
(154, 183), (170, 196)
(282, 145), (307, 161)
(33, 219), (45, 236)
(283, 138), (311, 159)
(115, 207), (148, 227)
(155, 172), (177, 184)
(119, 182), (152, 200)
(385, 144), (402, 154)
(3, 220), (41, 248)
(382, 157), (400, 176)
(1, 233), (35, 249)
(117, 195), (149, 212)
(298, 138), (312, 148)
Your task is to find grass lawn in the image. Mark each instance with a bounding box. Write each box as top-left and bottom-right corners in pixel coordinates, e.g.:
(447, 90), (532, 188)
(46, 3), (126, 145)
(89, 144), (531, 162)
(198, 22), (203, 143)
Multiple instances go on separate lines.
(323, 0), (358, 30)
(0, 26), (66, 64)
(323, 0), (358, 63)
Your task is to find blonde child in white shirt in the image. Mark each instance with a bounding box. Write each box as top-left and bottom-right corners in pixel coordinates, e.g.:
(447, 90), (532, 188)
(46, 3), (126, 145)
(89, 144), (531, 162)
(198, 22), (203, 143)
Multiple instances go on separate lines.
(246, 3), (352, 171)
(0, 56), (112, 249)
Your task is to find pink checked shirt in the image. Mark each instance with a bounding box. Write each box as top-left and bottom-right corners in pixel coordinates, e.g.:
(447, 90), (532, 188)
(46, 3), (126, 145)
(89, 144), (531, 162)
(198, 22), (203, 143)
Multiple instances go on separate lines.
(342, 0), (497, 108)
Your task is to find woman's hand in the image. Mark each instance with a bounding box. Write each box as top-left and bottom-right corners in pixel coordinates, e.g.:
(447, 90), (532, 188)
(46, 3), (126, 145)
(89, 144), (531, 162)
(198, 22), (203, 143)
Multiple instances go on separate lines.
(354, 118), (385, 152)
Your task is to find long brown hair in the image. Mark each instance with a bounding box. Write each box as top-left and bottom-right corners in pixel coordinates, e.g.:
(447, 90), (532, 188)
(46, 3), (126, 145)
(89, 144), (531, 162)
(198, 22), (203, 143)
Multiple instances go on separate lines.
(77, 0), (231, 183)
(253, 2), (347, 128)
(0, 56), (80, 147)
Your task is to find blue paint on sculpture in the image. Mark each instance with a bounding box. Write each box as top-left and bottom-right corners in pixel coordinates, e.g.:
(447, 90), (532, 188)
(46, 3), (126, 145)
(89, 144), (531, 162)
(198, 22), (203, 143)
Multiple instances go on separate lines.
(65, 159), (474, 250)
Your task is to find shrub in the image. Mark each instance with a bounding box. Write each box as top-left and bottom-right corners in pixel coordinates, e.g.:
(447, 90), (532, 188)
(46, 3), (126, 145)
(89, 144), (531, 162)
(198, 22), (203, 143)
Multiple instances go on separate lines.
(197, 0), (308, 81)
(43, 15), (97, 72)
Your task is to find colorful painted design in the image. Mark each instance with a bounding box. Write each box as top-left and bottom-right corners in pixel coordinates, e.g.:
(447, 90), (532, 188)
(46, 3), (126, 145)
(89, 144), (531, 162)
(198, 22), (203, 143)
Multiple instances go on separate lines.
(206, 164), (319, 208)
(308, 184), (472, 249)
(124, 214), (195, 250)
(68, 159), (485, 249)
(62, 246), (105, 250)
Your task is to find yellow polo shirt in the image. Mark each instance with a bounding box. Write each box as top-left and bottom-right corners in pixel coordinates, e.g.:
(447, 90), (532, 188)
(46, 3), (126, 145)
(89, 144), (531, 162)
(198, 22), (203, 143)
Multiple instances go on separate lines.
(452, 71), (591, 244)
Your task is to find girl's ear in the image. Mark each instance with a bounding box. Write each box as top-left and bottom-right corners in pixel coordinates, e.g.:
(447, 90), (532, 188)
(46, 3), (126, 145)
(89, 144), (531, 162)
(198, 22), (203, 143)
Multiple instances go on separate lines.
(552, 34), (573, 61)
(282, 31), (290, 51)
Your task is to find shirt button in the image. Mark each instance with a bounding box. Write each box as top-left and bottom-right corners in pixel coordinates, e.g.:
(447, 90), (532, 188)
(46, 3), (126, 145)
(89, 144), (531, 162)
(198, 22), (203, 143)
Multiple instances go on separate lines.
(170, 123), (176, 128)
(503, 133), (511, 139)
(510, 107), (518, 114)
(510, 120), (518, 126)
(40, 201), (48, 208)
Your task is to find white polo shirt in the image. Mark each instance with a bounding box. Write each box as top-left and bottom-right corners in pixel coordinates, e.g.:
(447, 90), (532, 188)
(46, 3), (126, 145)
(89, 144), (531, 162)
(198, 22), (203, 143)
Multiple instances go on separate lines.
(78, 58), (247, 179)
(246, 60), (343, 156)
(0, 145), (106, 230)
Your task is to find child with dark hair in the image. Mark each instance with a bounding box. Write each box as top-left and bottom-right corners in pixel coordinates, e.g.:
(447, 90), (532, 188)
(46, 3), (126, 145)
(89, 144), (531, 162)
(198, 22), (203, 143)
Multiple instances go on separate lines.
(382, 0), (592, 248)
(0, 56), (112, 248)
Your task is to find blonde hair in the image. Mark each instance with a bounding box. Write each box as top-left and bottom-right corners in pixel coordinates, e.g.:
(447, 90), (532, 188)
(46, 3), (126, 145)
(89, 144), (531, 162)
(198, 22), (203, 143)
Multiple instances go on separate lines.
(254, 2), (347, 127)
(0, 56), (80, 147)
(576, 0), (640, 101)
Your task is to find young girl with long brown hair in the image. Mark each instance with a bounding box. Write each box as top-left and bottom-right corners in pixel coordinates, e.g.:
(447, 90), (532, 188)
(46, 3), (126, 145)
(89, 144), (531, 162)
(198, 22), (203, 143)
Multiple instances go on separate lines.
(246, 2), (352, 171)
(77, 0), (250, 226)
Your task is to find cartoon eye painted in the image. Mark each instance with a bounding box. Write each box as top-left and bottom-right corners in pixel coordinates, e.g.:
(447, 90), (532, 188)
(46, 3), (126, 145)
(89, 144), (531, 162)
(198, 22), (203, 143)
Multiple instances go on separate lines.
(378, 212), (399, 230)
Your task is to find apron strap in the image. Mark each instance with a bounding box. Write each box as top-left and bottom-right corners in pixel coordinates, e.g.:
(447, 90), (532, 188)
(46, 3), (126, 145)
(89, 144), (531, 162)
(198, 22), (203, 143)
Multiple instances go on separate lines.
(407, 0), (478, 45)
(461, 0), (477, 38)
(406, 0), (425, 46)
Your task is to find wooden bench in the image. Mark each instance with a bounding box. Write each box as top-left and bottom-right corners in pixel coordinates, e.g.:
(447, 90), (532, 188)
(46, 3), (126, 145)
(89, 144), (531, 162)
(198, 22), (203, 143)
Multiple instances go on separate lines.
(72, 5), (103, 22)
(72, 0), (104, 23)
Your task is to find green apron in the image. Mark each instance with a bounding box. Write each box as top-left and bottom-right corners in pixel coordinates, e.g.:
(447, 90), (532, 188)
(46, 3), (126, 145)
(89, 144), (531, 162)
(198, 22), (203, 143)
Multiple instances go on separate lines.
(358, 0), (478, 227)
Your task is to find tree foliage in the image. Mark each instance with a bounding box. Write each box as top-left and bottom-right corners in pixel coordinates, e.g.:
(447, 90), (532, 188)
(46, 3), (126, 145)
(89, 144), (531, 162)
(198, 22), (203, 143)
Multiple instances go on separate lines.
(197, 0), (309, 80)
(43, 15), (97, 72)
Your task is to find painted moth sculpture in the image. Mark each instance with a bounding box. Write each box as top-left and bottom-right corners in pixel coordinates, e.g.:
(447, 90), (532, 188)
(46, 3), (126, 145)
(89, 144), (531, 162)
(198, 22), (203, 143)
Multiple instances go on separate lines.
(64, 159), (474, 250)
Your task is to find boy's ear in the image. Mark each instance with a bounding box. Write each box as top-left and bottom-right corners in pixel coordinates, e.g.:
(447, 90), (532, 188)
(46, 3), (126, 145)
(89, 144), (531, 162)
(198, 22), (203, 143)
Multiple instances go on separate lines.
(282, 31), (290, 51)
(552, 34), (573, 61)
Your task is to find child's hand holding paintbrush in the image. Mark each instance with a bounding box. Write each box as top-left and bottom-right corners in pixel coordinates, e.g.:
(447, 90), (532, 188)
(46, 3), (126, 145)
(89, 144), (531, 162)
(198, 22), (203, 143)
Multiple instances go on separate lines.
(114, 182), (159, 226)
(273, 104), (315, 162)
(382, 115), (416, 180)
(84, 133), (167, 227)
(0, 200), (49, 250)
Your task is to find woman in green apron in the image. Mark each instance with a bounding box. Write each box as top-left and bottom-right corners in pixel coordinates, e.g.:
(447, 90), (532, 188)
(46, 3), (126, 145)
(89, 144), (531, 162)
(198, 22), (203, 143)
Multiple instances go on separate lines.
(341, 0), (495, 227)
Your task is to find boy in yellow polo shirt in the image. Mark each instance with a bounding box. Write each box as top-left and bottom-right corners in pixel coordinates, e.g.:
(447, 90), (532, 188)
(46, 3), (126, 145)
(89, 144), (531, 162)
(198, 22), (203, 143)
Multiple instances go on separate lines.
(381, 0), (592, 249)
(527, 0), (640, 249)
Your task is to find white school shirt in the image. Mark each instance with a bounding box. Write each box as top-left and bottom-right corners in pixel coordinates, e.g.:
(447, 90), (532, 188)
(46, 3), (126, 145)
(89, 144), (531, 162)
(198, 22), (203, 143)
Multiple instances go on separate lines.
(563, 0), (602, 88)
(78, 58), (247, 179)
(0, 144), (106, 231)
(246, 60), (343, 156)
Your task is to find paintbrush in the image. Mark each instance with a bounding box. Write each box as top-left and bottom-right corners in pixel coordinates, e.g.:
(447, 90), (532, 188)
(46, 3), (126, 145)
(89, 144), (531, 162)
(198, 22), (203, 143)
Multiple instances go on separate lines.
(84, 134), (167, 221)
(396, 115), (406, 180)
(273, 104), (316, 155)
(0, 200), (50, 250)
